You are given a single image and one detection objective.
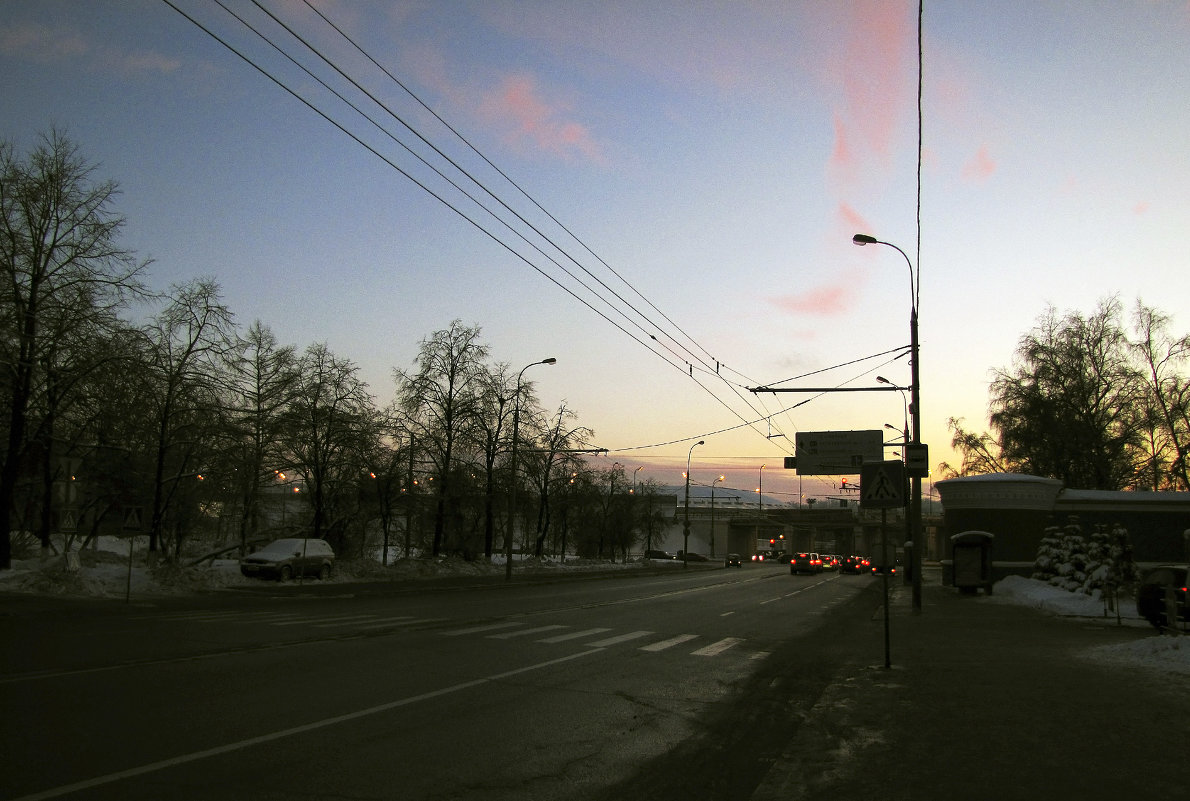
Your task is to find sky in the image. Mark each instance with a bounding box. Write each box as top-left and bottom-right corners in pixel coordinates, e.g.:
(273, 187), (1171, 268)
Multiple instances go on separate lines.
(2, 0), (1189, 507)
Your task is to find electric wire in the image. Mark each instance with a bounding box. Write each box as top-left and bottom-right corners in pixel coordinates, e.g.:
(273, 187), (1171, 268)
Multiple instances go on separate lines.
(162, 0), (689, 377)
(161, 1), (866, 460)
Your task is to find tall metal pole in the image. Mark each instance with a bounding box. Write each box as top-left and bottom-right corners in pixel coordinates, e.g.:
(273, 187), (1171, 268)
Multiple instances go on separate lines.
(506, 358), (556, 581)
(683, 440), (704, 568)
(854, 234), (922, 612)
(710, 475), (724, 558)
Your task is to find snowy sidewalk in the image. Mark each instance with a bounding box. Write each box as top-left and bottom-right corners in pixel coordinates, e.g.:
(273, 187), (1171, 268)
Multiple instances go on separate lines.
(752, 571), (1189, 800)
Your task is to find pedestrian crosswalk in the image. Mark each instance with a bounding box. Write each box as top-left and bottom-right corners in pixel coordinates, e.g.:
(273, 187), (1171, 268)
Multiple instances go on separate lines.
(136, 608), (764, 660)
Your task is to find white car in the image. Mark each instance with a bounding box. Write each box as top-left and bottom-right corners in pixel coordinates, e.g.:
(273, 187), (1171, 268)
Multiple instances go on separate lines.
(240, 538), (335, 581)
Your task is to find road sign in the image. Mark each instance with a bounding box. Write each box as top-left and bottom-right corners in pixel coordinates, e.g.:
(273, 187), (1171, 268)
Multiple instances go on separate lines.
(794, 430), (884, 475)
(860, 460), (906, 509)
(905, 442), (929, 477)
(123, 506), (144, 531)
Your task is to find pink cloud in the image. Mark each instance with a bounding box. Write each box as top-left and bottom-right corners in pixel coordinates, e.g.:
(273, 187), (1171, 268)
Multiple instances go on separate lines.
(962, 144), (996, 182)
(480, 73), (603, 161)
(1133, 201), (1151, 215)
(837, 201), (871, 235)
(771, 284), (853, 316)
(830, 114), (851, 169)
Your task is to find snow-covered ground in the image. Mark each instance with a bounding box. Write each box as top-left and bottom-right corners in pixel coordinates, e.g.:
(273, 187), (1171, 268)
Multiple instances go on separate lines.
(988, 574), (1190, 675)
(0, 537), (658, 599)
(1, 543), (1186, 674)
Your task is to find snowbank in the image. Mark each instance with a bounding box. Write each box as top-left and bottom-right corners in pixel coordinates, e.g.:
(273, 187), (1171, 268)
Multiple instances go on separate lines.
(988, 574), (1190, 676)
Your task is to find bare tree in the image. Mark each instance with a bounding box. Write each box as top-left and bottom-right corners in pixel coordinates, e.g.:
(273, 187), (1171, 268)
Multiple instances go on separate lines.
(0, 131), (147, 568)
(466, 362), (514, 559)
(393, 321), (489, 557)
(990, 298), (1145, 490)
(221, 320), (299, 553)
(1131, 300), (1190, 490)
(141, 278), (235, 557)
(285, 342), (373, 552)
(528, 402), (592, 558)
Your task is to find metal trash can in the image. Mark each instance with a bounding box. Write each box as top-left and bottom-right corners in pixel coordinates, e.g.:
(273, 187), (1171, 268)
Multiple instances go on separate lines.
(951, 530), (994, 595)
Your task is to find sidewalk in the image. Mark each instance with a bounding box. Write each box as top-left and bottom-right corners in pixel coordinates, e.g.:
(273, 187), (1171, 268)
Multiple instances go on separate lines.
(752, 569), (1189, 800)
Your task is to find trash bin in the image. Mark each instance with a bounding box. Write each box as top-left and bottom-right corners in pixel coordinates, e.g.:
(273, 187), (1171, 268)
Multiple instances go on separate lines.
(951, 530), (994, 595)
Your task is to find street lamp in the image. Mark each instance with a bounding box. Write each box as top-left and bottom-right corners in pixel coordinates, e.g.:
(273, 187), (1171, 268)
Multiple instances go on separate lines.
(507, 357), (557, 581)
(855, 232), (922, 612)
(710, 474), (725, 559)
(631, 465), (643, 494)
(683, 440), (704, 568)
(758, 463), (766, 516)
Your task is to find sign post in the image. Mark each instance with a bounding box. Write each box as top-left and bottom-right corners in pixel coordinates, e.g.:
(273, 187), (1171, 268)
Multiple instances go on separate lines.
(861, 460), (906, 668)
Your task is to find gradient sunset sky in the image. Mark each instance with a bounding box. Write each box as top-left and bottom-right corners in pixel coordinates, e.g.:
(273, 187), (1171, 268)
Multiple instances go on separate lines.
(3, 1), (1188, 505)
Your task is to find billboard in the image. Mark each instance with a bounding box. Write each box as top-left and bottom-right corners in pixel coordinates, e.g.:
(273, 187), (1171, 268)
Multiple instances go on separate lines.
(793, 430), (884, 475)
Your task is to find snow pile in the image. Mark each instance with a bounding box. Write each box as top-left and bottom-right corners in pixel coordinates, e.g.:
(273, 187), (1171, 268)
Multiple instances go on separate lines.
(990, 574), (1190, 676)
(989, 574), (1135, 617)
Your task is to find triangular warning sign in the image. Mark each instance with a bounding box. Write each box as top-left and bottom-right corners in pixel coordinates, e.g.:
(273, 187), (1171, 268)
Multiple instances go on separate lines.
(123, 507), (144, 530)
(859, 461), (905, 509)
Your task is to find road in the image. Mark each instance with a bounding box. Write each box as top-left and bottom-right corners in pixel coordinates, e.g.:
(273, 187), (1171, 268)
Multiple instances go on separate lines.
(1, 564), (885, 801)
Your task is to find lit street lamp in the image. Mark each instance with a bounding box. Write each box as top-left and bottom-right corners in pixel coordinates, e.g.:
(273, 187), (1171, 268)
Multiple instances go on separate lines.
(854, 232), (923, 612)
(683, 440), (704, 568)
(506, 357), (556, 581)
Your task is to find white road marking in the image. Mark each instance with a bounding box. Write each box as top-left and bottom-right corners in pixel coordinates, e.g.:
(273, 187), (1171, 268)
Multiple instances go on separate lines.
(487, 625), (568, 639)
(691, 637), (744, 657)
(440, 621), (524, 637)
(536, 627), (612, 644)
(584, 630), (653, 648)
(639, 634), (700, 652)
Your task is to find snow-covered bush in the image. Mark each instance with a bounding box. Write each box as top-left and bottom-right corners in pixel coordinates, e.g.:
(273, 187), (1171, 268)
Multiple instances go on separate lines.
(1031, 517), (1137, 600)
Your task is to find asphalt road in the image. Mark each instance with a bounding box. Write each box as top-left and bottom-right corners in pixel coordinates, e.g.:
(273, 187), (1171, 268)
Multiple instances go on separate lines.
(1, 565), (885, 801)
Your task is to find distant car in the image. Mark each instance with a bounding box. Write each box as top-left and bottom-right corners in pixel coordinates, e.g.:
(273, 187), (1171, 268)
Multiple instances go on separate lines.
(240, 537), (335, 581)
(1136, 565), (1188, 632)
(841, 555), (871, 574)
(677, 551), (709, 562)
(645, 549), (676, 560)
(822, 554), (840, 570)
(871, 559), (899, 576)
(790, 552), (818, 575)
(724, 553), (743, 567)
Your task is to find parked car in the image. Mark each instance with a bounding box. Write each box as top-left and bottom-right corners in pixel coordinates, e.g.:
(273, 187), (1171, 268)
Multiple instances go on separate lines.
(724, 553), (743, 567)
(644, 549), (676, 560)
(1136, 565), (1188, 631)
(790, 552), (821, 575)
(677, 550), (709, 562)
(240, 537), (335, 581)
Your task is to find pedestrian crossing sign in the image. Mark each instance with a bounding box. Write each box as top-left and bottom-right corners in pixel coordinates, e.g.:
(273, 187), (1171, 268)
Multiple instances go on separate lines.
(859, 460), (906, 509)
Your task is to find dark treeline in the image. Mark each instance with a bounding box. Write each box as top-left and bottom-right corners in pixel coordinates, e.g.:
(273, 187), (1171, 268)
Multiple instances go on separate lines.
(0, 131), (668, 569)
